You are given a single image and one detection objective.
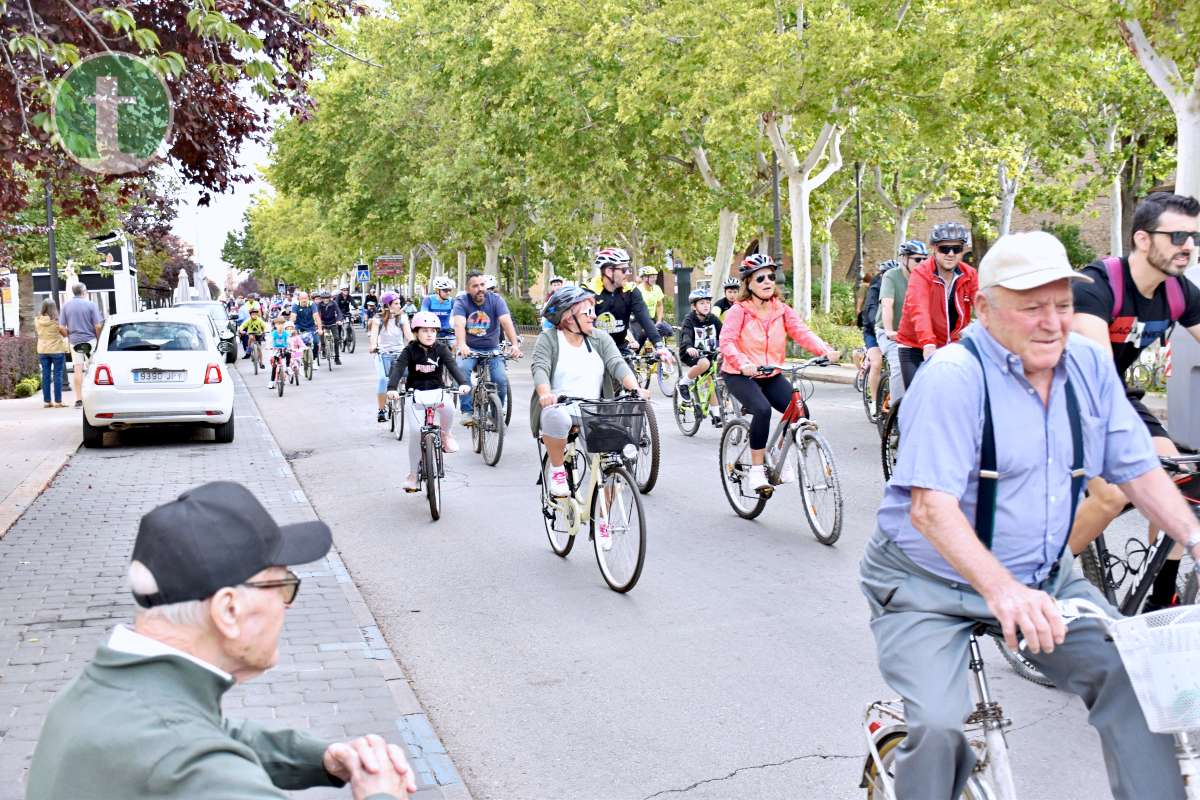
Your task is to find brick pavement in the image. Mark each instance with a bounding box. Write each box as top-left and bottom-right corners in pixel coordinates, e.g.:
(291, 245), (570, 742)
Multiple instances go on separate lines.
(0, 372), (468, 799)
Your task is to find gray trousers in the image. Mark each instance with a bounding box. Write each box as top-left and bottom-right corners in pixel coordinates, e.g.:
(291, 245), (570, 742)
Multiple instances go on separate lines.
(878, 331), (905, 401)
(859, 530), (1183, 800)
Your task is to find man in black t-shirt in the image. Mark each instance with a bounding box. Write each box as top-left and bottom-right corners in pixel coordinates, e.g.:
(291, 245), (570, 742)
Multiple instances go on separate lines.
(1068, 192), (1200, 610)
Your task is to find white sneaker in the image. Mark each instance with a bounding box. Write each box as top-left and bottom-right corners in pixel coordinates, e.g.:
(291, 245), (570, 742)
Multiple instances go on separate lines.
(403, 474), (419, 492)
(596, 520), (613, 551)
(267, 381), (275, 389)
(747, 465), (771, 494)
(549, 467), (570, 497)
(778, 461), (796, 484)
(442, 433), (459, 454)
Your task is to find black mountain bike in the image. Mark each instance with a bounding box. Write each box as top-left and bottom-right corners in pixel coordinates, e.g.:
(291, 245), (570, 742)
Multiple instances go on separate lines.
(464, 350), (510, 467)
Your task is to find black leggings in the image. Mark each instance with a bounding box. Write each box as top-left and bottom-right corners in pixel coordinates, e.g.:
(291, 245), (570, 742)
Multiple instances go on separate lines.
(723, 373), (795, 450)
(898, 346), (926, 390)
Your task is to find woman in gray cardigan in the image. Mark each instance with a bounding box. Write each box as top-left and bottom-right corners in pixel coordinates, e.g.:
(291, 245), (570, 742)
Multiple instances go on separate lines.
(530, 287), (645, 498)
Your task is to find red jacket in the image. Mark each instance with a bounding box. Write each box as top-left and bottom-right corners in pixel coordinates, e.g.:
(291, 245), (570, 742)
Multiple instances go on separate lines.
(895, 258), (978, 349)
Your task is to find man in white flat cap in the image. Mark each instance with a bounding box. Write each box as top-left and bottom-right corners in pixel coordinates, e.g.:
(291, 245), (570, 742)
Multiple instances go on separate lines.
(859, 230), (1200, 799)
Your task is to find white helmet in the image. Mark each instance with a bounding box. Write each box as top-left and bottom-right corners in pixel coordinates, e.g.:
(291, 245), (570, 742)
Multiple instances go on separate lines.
(482, 274), (497, 290)
(431, 276), (455, 291)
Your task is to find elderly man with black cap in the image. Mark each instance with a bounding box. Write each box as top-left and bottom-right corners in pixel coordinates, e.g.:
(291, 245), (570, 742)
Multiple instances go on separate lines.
(27, 482), (417, 800)
(859, 230), (1200, 799)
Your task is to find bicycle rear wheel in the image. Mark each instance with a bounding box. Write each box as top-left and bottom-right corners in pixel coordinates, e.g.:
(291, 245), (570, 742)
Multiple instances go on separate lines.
(672, 380), (702, 436)
(796, 428), (842, 545)
(863, 729), (993, 799)
(718, 418), (767, 519)
(425, 435), (441, 521)
(591, 466), (646, 592)
(481, 393), (505, 466)
(633, 403), (660, 494)
(540, 451), (577, 556)
(880, 399), (901, 480)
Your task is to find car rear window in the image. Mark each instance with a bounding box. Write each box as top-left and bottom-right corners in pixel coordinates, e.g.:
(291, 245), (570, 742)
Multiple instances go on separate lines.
(108, 321), (208, 351)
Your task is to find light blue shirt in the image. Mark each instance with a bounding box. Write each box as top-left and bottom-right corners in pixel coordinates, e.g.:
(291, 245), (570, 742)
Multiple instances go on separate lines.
(877, 322), (1159, 586)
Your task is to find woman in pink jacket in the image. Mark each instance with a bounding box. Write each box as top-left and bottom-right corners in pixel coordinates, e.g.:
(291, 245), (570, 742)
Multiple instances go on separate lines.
(719, 254), (838, 494)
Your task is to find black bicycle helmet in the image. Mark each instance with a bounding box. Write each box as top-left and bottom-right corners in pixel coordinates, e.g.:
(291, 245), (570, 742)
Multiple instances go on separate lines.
(739, 253), (776, 279)
(929, 222), (970, 245)
(542, 286), (593, 326)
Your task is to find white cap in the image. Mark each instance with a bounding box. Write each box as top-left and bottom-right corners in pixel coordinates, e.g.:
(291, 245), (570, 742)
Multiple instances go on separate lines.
(978, 231), (1092, 291)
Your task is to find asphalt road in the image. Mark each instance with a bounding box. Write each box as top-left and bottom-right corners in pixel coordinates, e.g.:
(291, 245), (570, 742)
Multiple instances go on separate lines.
(249, 339), (1124, 800)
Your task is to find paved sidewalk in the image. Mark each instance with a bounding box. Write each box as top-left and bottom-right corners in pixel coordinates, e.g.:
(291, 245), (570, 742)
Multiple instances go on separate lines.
(0, 394), (80, 538)
(0, 371), (469, 800)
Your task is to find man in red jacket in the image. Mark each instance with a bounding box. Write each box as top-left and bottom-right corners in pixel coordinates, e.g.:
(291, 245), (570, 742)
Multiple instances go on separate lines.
(895, 222), (978, 388)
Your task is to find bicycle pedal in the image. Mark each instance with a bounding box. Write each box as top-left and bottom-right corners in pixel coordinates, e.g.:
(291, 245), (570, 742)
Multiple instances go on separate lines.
(756, 486), (775, 498)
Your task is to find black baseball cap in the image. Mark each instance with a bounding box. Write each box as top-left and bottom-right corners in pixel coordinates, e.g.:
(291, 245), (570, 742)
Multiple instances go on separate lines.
(131, 481), (332, 608)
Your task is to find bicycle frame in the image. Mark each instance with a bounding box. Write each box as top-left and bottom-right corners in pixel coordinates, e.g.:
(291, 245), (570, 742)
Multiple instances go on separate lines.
(544, 438), (622, 537)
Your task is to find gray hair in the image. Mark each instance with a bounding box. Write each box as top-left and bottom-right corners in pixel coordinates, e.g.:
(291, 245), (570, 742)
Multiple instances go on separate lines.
(128, 560), (211, 628)
(71, 283), (85, 296)
(39, 299), (58, 318)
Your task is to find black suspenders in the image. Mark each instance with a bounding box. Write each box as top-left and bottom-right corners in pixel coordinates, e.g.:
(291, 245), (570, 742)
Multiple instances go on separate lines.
(961, 338), (1085, 558)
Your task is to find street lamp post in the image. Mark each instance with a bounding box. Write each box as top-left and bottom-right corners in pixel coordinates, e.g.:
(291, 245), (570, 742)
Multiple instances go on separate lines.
(44, 178), (62, 307)
(854, 162), (864, 278)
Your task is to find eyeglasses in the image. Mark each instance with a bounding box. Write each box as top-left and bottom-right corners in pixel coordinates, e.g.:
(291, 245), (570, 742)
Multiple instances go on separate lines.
(753, 272), (776, 284)
(605, 266), (633, 274)
(1147, 230), (1200, 247)
(243, 569), (301, 605)
(936, 244), (965, 255)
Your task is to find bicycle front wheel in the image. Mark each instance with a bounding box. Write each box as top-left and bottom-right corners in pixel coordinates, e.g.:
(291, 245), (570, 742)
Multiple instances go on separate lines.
(425, 435), (441, 521)
(993, 636), (1054, 687)
(633, 403), (660, 494)
(325, 338), (334, 370)
(796, 428), (842, 545)
(591, 466), (646, 592)
(346, 326), (356, 353)
(880, 399), (901, 480)
(252, 343), (260, 375)
(304, 350), (313, 380)
(395, 395), (406, 441)
(860, 367), (875, 423)
(481, 392), (505, 466)
(718, 418), (766, 519)
(276, 364), (285, 397)
(672, 380), (702, 436)
(657, 360), (676, 397)
(504, 381), (513, 426)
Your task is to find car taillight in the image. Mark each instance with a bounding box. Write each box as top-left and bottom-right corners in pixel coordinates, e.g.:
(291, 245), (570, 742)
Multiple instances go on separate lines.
(204, 364), (222, 384)
(93, 364), (113, 385)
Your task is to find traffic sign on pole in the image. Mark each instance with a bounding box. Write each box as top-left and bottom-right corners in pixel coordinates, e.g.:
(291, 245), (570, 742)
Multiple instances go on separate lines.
(355, 265), (370, 284)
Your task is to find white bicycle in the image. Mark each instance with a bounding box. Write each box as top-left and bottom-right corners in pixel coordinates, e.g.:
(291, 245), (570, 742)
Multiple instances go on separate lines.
(862, 598), (1200, 799)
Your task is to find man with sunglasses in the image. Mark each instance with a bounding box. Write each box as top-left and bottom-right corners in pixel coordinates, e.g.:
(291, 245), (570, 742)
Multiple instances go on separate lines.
(590, 247), (675, 366)
(28, 482), (418, 800)
(894, 222), (979, 389)
(876, 240), (928, 401)
(1068, 192), (1200, 611)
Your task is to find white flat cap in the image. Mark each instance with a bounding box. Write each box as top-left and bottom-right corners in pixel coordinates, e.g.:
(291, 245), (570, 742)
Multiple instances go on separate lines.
(978, 230), (1093, 291)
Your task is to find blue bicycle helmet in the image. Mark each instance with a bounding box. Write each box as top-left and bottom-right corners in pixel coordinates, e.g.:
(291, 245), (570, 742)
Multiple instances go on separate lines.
(688, 288), (712, 303)
(542, 286), (593, 326)
(878, 259), (900, 272)
(898, 239), (928, 257)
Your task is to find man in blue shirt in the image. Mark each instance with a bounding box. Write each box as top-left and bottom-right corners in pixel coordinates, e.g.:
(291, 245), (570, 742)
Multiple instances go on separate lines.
(861, 231), (1200, 800)
(290, 292), (322, 359)
(452, 271), (522, 422)
(420, 276), (457, 340)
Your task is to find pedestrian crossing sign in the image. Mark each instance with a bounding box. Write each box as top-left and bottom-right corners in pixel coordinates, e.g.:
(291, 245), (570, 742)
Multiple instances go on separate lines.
(355, 265), (370, 284)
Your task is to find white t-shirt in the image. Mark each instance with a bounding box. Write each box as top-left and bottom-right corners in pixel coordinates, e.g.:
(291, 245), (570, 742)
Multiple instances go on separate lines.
(551, 331), (604, 399)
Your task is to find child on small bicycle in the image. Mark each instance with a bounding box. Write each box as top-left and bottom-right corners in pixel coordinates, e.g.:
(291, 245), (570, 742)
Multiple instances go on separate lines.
(386, 311), (470, 492)
(266, 315), (291, 390)
(238, 308), (267, 366)
(677, 287), (723, 428)
(285, 321), (304, 381)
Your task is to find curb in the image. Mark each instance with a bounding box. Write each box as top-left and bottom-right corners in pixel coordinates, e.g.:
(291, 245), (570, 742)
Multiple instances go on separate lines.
(237, 372), (473, 800)
(0, 444), (76, 540)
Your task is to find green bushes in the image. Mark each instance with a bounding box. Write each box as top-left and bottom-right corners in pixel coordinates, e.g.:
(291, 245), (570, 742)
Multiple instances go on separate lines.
(1041, 221), (1098, 268)
(0, 336), (38, 397)
(811, 280), (858, 327)
(13, 373), (41, 398)
(801, 316), (862, 358)
(507, 298), (540, 326)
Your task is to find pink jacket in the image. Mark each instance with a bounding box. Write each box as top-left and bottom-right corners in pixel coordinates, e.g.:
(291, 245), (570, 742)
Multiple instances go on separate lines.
(719, 299), (830, 376)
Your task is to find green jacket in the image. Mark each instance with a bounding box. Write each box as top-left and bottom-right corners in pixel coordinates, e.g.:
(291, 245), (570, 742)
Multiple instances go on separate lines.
(26, 645), (396, 800)
(528, 327), (633, 436)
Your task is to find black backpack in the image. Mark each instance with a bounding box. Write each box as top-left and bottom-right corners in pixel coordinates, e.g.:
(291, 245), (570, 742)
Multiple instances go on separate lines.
(859, 274), (884, 329)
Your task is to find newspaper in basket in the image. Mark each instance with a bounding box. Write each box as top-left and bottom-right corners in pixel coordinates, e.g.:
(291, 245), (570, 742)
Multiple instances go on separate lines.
(578, 400), (645, 454)
(1109, 605), (1200, 734)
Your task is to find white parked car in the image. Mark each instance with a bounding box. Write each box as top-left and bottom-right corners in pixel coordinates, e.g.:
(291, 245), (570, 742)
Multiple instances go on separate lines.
(82, 308), (235, 448)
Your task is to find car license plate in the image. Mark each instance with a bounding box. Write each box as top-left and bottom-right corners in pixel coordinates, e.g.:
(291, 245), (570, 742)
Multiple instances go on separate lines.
(133, 370), (186, 383)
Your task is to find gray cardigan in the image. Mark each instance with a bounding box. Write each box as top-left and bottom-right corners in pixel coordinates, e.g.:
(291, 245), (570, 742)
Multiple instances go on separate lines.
(528, 328), (634, 436)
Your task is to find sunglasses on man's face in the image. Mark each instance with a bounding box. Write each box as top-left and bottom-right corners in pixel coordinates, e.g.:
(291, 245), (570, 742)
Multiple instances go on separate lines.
(753, 272), (776, 285)
(936, 244), (965, 255)
(1148, 230), (1200, 247)
(243, 569), (301, 605)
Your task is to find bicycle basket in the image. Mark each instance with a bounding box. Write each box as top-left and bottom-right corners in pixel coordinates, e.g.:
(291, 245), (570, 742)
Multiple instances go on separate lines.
(1109, 606), (1200, 733)
(577, 399), (645, 454)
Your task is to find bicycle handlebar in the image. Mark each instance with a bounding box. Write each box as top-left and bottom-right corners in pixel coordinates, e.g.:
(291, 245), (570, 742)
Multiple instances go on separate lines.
(757, 356), (831, 374)
(553, 392), (644, 405)
(1160, 454), (1200, 471)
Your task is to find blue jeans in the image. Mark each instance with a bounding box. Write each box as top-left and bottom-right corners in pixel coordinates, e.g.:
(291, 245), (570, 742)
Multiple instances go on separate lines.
(457, 354), (508, 415)
(39, 353), (65, 403)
